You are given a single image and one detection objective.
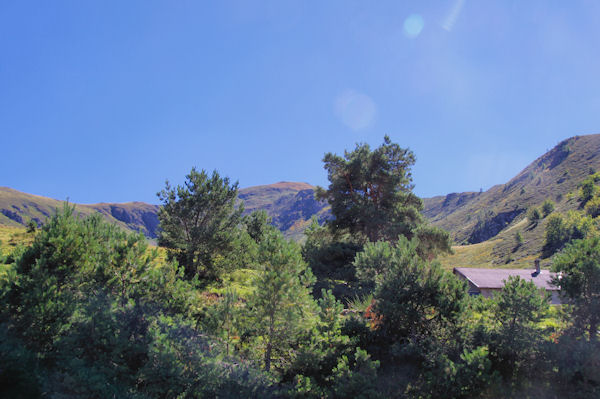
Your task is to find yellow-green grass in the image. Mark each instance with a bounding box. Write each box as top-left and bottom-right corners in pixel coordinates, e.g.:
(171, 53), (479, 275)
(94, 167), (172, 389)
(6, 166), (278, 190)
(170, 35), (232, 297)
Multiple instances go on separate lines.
(0, 225), (34, 255)
(206, 268), (258, 298)
(438, 239), (501, 270)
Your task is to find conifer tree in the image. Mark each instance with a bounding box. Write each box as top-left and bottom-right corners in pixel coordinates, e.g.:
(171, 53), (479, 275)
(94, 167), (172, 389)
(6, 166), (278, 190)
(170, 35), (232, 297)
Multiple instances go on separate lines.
(316, 136), (450, 257)
(157, 168), (243, 280)
(249, 230), (317, 372)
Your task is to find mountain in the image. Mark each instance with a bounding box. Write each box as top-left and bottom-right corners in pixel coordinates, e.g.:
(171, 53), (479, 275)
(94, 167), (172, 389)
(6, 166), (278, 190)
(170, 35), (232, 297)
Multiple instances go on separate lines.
(238, 182), (329, 240)
(2, 133), (598, 263)
(0, 187), (160, 238)
(426, 134), (600, 268)
(0, 182), (329, 241)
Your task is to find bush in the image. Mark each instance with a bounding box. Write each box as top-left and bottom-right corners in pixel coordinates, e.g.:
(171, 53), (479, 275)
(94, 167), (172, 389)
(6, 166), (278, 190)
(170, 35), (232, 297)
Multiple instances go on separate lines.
(542, 200), (555, 217)
(584, 196), (600, 218)
(515, 231), (524, 246)
(416, 346), (498, 399)
(527, 207), (542, 224)
(544, 211), (597, 256)
(580, 173), (600, 203)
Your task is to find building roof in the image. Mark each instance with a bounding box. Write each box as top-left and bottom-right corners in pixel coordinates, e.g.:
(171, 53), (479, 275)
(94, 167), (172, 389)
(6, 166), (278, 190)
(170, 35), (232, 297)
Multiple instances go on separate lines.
(453, 267), (559, 291)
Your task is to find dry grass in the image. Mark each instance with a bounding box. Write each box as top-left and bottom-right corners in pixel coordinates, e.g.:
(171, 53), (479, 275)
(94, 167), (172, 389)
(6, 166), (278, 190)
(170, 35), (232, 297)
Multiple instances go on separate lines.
(0, 225), (33, 255)
(438, 239), (500, 270)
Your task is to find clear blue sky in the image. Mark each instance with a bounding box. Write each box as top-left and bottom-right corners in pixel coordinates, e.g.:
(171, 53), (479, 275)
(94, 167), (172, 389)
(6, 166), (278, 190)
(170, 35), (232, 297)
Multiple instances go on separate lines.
(2, 1), (599, 204)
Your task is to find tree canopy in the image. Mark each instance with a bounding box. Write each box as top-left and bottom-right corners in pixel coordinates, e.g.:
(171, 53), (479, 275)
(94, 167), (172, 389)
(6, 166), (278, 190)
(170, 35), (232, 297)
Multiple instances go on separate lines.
(157, 168), (244, 280)
(315, 136), (450, 257)
(552, 236), (600, 339)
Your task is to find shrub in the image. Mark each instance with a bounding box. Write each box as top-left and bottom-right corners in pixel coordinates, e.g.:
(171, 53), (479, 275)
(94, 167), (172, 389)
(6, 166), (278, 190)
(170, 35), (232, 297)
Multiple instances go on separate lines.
(527, 207), (542, 224)
(544, 211), (597, 255)
(515, 231), (524, 246)
(584, 196), (600, 218)
(542, 200), (555, 217)
(580, 173), (600, 203)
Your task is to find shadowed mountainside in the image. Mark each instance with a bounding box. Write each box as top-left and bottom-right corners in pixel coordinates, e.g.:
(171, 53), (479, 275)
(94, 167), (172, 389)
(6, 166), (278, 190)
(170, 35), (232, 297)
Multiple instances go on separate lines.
(238, 182), (330, 240)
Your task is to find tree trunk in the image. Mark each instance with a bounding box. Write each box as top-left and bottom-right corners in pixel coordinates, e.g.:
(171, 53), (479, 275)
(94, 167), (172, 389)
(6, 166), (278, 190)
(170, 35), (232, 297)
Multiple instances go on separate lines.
(265, 314), (275, 372)
(264, 340), (272, 372)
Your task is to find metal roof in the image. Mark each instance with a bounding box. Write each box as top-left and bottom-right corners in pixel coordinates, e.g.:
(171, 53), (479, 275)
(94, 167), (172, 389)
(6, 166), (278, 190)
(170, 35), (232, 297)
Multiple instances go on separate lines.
(453, 267), (559, 291)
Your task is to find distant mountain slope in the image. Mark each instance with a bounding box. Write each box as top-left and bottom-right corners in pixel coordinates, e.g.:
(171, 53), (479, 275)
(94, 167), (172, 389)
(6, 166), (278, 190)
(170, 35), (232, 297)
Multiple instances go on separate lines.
(425, 133), (600, 267)
(0, 182), (329, 241)
(3, 133), (598, 254)
(238, 182), (329, 240)
(0, 187), (160, 237)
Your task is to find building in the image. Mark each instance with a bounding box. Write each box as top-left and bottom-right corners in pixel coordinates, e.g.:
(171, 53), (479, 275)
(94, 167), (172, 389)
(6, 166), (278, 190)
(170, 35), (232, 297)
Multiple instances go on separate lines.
(453, 260), (561, 304)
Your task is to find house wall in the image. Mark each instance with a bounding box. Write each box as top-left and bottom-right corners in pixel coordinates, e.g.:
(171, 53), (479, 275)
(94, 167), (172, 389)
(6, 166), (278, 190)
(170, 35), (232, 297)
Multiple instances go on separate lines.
(480, 288), (561, 304)
(479, 288), (499, 298)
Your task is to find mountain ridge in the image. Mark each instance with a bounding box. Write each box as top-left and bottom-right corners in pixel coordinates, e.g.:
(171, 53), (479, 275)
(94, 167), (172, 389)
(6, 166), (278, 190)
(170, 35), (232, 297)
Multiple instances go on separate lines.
(2, 134), (599, 264)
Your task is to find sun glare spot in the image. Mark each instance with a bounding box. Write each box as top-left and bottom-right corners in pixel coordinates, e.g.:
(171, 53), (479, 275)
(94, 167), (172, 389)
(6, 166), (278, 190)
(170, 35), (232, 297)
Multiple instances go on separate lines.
(403, 14), (424, 38)
(334, 90), (377, 131)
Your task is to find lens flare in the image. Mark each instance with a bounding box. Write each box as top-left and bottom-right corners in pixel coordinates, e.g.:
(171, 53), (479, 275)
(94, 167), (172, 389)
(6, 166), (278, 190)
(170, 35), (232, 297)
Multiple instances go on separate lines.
(334, 90), (377, 131)
(403, 14), (424, 38)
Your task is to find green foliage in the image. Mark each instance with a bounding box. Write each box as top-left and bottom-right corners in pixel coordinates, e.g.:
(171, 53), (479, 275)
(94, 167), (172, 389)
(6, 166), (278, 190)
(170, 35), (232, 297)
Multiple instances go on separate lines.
(202, 288), (240, 356)
(584, 195), (600, 218)
(527, 206), (542, 224)
(1, 204), (276, 398)
(244, 209), (276, 244)
(515, 231), (524, 246)
(552, 236), (600, 339)
(486, 276), (550, 380)
(248, 230), (317, 372)
(370, 237), (467, 347)
(580, 172), (600, 203)
(301, 217), (362, 294)
(550, 334), (600, 398)
(0, 323), (41, 399)
(157, 167), (244, 280)
(25, 219), (36, 233)
(416, 346), (498, 399)
(328, 348), (381, 399)
(315, 136), (450, 256)
(414, 224), (453, 260)
(544, 210), (597, 255)
(542, 199), (555, 217)
(353, 240), (395, 291)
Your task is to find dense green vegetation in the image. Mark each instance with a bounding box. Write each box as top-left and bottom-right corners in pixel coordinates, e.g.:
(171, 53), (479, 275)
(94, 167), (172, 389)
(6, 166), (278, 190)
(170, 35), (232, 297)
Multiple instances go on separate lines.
(2, 137), (600, 398)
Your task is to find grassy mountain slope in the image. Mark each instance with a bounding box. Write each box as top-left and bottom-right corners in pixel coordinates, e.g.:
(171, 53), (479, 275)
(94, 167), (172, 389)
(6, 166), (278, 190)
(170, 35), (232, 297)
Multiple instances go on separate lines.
(428, 134), (600, 268)
(0, 187), (160, 238)
(0, 182), (329, 241)
(2, 134), (597, 258)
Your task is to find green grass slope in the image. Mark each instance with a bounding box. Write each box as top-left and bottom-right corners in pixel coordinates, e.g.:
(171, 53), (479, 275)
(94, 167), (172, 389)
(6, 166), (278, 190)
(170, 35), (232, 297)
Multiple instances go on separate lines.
(427, 133), (600, 268)
(0, 187), (160, 237)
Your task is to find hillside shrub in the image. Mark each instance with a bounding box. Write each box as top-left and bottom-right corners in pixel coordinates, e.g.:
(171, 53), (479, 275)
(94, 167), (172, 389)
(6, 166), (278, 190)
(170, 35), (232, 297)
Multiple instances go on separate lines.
(544, 211), (597, 256)
(584, 196), (600, 218)
(515, 231), (524, 246)
(580, 173), (600, 203)
(542, 199), (555, 217)
(527, 207), (542, 224)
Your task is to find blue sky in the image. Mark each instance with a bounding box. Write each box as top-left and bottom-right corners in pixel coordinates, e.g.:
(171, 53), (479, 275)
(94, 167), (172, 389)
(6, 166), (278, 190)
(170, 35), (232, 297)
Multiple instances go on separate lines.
(1, 1), (599, 204)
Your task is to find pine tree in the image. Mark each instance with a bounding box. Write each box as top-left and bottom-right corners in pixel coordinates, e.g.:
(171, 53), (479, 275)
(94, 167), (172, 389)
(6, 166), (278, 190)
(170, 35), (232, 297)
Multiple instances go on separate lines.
(157, 168), (243, 280)
(249, 230), (317, 372)
(315, 136), (450, 257)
